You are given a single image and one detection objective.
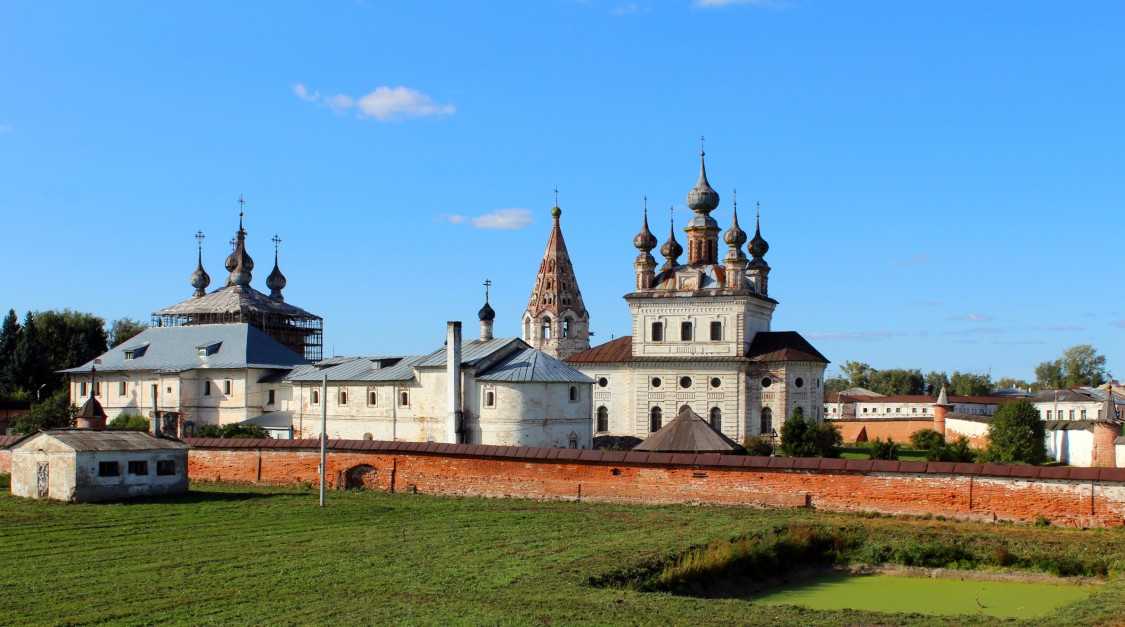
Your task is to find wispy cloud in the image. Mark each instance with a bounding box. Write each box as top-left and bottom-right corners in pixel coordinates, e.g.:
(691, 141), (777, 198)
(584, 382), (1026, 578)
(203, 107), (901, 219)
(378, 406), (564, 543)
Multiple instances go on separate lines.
(894, 253), (930, 268)
(807, 330), (902, 342)
(1111, 319), (1125, 329)
(1035, 324), (1086, 332)
(442, 209), (533, 231)
(293, 83), (455, 121)
(611, 3), (648, 14)
(0, 123), (12, 134)
(942, 327), (1005, 336)
(947, 313), (992, 322)
(693, 0), (791, 8)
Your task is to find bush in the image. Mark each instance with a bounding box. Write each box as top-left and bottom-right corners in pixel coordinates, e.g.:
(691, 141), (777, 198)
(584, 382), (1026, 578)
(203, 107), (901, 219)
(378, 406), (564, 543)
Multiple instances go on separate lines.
(909, 429), (945, 452)
(982, 400), (1046, 464)
(108, 414), (150, 431)
(193, 423), (270, 439)
(9, 389), (74, 434)
(742, 436), (774, 457)
(867, 437), (900, 460)
(780, 414), (842, 458)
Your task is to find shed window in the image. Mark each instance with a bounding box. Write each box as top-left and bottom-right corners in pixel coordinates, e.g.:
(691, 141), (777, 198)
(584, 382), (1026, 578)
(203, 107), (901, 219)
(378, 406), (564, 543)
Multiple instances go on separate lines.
(338, 388), (348, 405)
(596, 406), (608, 432)
(569, 386), (578, 402)
(224, 380), (232, 395)
(98, 461), (120, 477)
(156, 460), (176, 476)
(651, 321), (663, 342)
(680, 321), (693, 341)
(128, 461), (149, 476)
(484, 390), (496, 408)
(204, 381), (211, 396)
(710, 321), (722, 341)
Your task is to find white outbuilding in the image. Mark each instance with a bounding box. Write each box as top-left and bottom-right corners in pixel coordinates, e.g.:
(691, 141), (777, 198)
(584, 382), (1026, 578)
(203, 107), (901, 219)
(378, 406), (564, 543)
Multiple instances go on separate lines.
(9, 430), (188, 502)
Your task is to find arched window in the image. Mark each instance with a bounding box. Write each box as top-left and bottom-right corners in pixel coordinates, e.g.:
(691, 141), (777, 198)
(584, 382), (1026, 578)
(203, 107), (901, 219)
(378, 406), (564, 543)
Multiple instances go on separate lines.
(596, 406), (608, 432)
(681, 321), (693, 341)
(709, 407), (721, 430)
(562, 318), (571, 338)
(569, 386), (578, 402)
(710, 321), (722, 341)
(568, 432), (578, 449)
(793, 406), (805, 419)
(650, 407), (662, 432)
(399, 390), (409, 407)
(541, 317), (552, 340)
(523, 317), (531, 340)
(760, 407), (773, 435)
(484, 390), (495, 408)
(651, 321), (664, 342)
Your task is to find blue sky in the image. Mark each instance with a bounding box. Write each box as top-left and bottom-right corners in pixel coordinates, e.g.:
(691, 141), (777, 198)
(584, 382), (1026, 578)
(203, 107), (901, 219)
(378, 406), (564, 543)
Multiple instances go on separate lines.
(1, 1), (1122, 380)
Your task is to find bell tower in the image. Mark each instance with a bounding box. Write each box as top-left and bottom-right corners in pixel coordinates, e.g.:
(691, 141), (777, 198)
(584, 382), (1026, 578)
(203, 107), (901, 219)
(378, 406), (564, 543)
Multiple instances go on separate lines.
(522, 196), (590, 359)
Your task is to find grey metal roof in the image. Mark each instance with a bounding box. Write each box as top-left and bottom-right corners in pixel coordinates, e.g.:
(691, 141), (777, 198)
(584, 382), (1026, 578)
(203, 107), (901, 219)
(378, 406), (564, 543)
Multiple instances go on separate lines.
(154, 284), (320, 320)
(285, 356), (425, 383)
(415, 337), (524, 368)
(14, 430), (188, 451)
(634, 407), (742, 454)
(241, 411), (293, 429)
(476, 347), (594, 383)
(60, 324), (306, 374)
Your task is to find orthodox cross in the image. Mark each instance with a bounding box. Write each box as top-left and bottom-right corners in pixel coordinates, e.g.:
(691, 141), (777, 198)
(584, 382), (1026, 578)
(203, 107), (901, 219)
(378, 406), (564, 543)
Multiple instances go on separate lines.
(483, 279), (492, 303)
(195, 230), (206, 253)
(732, 189), (738, 211)
(700, 134), (705, 156)
(272, 234), (282, 255)
(643, 194), (648, 215)
(237, 193), (247, 230)
(553, 186), (559, 207)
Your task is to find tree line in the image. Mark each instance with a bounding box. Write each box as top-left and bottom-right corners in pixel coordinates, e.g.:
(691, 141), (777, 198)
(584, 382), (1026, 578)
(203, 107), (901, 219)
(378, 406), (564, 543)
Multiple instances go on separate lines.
(0, 308), (146, 432)
(825, 344), (1111, 396)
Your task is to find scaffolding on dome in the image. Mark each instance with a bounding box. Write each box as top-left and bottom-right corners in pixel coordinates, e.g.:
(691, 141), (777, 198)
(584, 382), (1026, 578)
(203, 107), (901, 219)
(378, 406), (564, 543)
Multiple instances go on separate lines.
(152, 285), (323, 362)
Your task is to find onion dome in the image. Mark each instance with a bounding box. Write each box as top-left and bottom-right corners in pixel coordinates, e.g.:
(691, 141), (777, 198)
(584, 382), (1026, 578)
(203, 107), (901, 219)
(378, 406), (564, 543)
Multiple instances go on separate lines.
(478, 300), (496, 322)
(551, 205), (562, 219)
(191, 253), (211, 298)
(748, 202), (769, 259)
(686, 149), (720, 214)
(633, 206), (657, 251)
(266, 260), (286, 302)
(225, 211), (254, 282)
(723, 195), (748, 249)
(660, 208), (683, 269)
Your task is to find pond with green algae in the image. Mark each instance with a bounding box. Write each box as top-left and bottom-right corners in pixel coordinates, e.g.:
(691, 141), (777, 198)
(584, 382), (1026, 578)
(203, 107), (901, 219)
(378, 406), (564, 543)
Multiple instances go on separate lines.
(753, 573), (1094, 619)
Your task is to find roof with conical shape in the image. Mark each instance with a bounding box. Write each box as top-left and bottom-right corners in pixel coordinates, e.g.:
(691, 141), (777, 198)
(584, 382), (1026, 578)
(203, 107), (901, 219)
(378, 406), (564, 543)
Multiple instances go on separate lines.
(723, 194), (748, 251)
(525, 206), (587, 320)
(686, 149), (720, 215)
(749, 202), (769, 260)
(659, 208), (683, 269)
(190, 247), (211, 298)
(633, 205), (657, 252)
(266, 245), (287, 301)
(633, 406), (743, 454)
(1102, 388), (1121, 423)
(935, 384), (950, 406)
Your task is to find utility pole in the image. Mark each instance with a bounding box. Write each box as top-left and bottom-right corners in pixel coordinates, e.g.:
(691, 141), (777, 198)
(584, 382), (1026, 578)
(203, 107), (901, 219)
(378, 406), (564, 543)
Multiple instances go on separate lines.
(319, 374), (327, 507)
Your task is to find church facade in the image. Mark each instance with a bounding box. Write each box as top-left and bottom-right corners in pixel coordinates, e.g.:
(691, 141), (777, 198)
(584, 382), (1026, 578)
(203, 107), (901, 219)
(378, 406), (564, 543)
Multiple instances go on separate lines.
(566, 150), (829, 445)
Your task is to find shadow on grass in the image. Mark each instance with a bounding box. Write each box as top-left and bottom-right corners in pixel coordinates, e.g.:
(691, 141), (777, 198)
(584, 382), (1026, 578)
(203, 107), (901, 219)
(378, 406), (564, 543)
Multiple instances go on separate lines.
(120, 489), (288, 505)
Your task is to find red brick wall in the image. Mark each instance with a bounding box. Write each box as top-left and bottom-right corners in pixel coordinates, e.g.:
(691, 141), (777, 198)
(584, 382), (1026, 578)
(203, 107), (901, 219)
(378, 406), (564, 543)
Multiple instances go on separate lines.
(833, 420), (934, 444)
(184, 439), (1125, 528)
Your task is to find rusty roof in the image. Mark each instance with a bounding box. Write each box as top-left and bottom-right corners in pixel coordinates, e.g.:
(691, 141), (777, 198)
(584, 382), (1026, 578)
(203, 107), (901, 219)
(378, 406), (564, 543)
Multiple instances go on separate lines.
(633, 406), (743, 454)
(856, 394), (1013, 405)
(14, 430), (188, 452)
(565, 336), (633, 364)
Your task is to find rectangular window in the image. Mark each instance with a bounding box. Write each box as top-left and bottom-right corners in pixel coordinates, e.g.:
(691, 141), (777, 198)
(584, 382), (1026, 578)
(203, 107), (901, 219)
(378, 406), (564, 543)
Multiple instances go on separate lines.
(311, 389), (320, 405)
(156, 460), (176, 476)
(95, 382), (102, 397)
(338, 388), (348, 405)
(680, 321), (693, 341)
(150, 384), (157, 402)
(651, 321), (664, 342)
(128, 460), (148, 475)
(98, 461), (120, 477)
(1081, 409), (1087, 420)
(224, 380), (232, 395)
(267, 389), (275, 405)
(118, 381), (127, 396)
(1069, 409), (1075, 420)
(367, 388), (378, 406)
(484, 389), (496, 408)
(204, 380), (211, 396)
(1046, 410), (1052, 419)
(709, 321), (722, 341)
(80, 382), (87, 396)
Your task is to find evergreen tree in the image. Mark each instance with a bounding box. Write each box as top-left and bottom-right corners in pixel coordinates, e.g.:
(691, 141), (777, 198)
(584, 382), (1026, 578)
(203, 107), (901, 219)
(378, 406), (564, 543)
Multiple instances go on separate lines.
(982, 400), (1046, 465)
(108, 318), (147, 348)
(0, 309), (20, 396)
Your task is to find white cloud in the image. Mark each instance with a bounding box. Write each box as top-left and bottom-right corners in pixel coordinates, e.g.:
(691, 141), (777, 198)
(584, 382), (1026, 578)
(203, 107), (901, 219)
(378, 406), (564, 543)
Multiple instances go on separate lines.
(693, 0), (790, 8)
(471, 209), (533, 230)
(947, 313), (992, 322)
(293, 83), (454, 122)
(440, 209), (533, 230)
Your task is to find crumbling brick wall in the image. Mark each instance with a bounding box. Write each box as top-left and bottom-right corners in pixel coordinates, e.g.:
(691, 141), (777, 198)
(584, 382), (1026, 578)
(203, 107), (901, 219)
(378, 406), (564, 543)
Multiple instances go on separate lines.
(184, 438), (1125, 528)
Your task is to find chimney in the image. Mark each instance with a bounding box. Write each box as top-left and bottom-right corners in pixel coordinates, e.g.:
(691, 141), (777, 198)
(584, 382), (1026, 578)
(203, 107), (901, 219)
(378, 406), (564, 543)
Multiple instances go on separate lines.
(447, 321), (463, 444)
(150, 393), (161, 437)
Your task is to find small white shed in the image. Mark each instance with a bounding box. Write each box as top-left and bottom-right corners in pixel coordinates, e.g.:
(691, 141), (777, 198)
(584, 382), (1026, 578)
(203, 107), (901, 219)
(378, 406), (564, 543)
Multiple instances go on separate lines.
(10, 430), (188, 502)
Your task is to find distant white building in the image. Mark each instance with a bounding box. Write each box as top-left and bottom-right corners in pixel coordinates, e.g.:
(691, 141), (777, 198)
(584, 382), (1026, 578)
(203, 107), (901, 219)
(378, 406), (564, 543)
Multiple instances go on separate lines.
(1033, 388), (1125, 422)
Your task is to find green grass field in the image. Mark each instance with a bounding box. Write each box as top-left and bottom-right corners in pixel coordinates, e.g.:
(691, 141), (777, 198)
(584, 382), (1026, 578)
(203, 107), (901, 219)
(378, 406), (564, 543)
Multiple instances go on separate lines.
(2, 478), (1125, 625)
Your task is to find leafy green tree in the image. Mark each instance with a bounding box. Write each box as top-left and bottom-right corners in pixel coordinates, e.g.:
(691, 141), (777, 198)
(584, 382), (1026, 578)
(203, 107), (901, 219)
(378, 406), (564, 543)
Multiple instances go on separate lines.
(995, 377), (1033, 392)
(9, 389), (75, 434)
(194, 423), (270, 439)
(0, 309), (20, 397)
(108, 413), (151, 431)
(8, 310), (107, 399)
(924, 371), (949, 395)
(982, 400), (1046, 465)
(742, 436), (774, 456)
(1035, 345), (1109, 389)
(1035, 360), (1065, 389)
(824, 377), (850, 394)
(867, 437), (900, 460)
(936, 437), (976, 463)
(839, 361), (876, 389)
(780, 414), (842, 458)
(910, 429), (945, 453)
(949, 371), (992, 396)
(868, 369), (925, 395)
(108, 318), (147, 348)
(10, 312), (49, 397)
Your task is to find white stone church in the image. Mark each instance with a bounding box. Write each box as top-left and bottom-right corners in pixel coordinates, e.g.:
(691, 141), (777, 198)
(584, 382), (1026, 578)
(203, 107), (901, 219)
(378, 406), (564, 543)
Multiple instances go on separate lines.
(565, 150), (829, 445)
